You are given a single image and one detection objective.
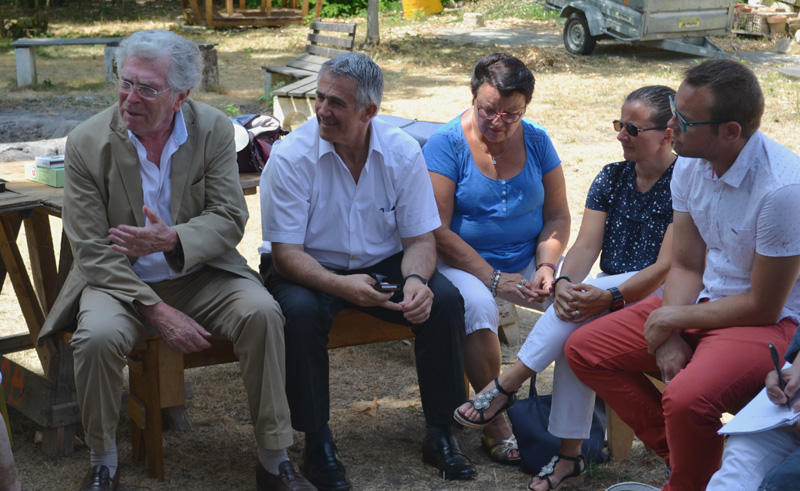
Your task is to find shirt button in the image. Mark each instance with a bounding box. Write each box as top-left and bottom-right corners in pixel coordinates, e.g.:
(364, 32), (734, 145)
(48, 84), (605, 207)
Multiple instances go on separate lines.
(502, 199), (506, 203)
(503, 207), (507, 211)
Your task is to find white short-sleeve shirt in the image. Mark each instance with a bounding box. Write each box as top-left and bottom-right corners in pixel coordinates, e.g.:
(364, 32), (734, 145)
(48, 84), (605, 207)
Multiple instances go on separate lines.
(671, 130), (800, 323)
(260, 117), (441, 271)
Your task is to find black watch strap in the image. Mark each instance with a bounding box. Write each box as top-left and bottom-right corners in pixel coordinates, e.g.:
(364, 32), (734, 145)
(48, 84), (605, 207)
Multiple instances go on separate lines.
(404, 274), (428, 286)
(608, 286), (625, 312)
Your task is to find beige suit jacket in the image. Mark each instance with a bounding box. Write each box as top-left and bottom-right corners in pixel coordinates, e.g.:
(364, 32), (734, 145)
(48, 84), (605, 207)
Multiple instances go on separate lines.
(38, 99), (259, 343)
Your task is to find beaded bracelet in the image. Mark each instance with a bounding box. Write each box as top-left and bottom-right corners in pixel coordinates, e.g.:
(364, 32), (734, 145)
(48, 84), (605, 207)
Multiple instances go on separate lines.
(489, 269), (502, 297)
(536, 262), (556, 272)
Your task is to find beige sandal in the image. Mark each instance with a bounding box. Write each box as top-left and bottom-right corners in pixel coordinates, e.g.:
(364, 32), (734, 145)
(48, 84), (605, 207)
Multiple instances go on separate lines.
(480, 433), (521, 466)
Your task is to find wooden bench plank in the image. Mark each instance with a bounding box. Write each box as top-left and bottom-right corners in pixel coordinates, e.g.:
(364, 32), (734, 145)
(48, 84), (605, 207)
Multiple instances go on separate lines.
(12, 37), (123, 48)
(273, 75), (317, 97)
(305, 44), (352, 58)
(309, 20), (357, 34)
(307, 33), (356, 49)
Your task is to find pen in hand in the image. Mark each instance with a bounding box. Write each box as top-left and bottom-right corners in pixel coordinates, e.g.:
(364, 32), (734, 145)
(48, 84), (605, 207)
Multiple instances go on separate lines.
(769, 343), (792, 409)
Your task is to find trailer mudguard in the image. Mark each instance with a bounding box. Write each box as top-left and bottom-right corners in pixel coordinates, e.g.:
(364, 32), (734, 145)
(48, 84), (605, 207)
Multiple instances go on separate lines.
(560, 2), (606, 37)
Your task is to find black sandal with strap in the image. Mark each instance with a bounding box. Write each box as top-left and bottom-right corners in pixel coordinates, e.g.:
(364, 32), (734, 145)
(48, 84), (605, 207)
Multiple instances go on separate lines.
(453, 378), (517, 429)
(531, 453), (586, 490)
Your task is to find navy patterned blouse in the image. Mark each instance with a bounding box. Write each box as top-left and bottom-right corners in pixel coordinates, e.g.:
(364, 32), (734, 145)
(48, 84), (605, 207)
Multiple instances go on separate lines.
(585, 160), (674, 275)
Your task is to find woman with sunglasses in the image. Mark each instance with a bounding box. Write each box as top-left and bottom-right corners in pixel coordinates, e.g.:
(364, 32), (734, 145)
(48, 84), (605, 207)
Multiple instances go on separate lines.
(446, 84), (677, 489)
(423, 53), (571, 465)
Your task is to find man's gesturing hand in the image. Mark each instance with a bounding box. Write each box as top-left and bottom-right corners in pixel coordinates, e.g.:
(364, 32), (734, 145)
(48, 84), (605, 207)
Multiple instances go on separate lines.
(110, 205), (179, 257)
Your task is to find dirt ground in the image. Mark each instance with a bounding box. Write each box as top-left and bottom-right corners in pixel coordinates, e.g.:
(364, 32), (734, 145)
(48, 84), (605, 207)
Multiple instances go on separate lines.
(2, 1), (800, 489)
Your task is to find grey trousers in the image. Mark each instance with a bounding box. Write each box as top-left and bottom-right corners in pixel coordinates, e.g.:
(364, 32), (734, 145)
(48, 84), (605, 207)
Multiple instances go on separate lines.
(71, 267), (292, 452)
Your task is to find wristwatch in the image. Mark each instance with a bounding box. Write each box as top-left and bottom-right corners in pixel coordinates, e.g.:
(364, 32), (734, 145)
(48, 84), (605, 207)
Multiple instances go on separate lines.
(608, 286), (625, 312)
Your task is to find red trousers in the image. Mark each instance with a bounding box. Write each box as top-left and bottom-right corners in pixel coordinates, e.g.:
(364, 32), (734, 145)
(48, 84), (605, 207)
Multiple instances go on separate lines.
(565, 297), (797, 491)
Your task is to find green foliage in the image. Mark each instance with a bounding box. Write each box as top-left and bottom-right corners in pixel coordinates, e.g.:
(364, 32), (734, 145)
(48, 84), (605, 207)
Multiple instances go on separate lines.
(319, 0), (400, 18)
(259, 81), (286, 110)
(223, 103), (242, 117)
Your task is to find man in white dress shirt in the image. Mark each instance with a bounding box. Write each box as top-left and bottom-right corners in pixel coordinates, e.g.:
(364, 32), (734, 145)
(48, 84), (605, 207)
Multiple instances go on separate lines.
(261, 52), (475, 490)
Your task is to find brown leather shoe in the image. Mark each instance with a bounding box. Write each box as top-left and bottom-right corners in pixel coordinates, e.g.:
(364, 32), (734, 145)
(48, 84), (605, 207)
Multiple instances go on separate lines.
(256, 460), (316, 491)
(77, 465), (119, 491)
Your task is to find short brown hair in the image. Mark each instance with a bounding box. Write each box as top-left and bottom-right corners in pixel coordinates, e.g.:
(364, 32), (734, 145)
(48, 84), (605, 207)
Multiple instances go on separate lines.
(684, 59), (763, 138)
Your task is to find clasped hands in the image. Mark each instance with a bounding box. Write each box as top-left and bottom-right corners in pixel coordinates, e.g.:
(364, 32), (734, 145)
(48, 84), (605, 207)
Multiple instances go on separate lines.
(496, 271), (550, 304)
(345, 274), (433, 324)
(553, 282), (610, 323)
(645, 306), (692, 384)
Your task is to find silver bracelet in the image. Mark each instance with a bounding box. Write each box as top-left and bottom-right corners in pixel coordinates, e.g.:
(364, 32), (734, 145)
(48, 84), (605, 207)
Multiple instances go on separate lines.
(489, 269), (502, 297)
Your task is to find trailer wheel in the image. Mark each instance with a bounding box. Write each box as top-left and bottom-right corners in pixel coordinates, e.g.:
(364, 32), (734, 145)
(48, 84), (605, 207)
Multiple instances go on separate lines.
(563, 12), (596, 55)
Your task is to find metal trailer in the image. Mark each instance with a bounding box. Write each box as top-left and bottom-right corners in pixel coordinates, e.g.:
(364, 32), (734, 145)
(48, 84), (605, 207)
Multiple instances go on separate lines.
(536, 0), (738, 58)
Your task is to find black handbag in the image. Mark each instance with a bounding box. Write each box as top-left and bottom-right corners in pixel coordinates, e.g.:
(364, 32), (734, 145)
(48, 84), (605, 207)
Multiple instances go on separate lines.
(507, 374), (608, 475)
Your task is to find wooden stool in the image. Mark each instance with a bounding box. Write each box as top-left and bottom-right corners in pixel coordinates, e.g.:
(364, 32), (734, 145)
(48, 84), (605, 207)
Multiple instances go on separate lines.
(606, 374), (665, 460)
(127, 308), (417, 480)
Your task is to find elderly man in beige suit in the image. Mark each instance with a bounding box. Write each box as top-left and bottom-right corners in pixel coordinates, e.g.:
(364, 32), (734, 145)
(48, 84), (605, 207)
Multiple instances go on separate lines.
(37, 30), (313, 491)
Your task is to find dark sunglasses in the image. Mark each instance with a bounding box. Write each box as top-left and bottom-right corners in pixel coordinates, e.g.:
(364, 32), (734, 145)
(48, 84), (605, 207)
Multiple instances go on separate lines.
(613, 119), (666, 137)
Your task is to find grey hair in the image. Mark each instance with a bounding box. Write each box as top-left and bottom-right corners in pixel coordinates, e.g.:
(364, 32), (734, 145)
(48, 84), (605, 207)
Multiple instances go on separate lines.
(115, 30), (203, 93)
(319, 52), (383, 110)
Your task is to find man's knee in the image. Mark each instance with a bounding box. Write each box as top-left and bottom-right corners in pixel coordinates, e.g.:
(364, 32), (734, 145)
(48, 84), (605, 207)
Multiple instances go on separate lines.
(429, 273), (465, 318)
(72, 309), (137, 361)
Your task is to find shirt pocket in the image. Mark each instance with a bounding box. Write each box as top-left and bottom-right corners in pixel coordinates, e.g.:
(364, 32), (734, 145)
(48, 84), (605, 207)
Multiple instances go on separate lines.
(721, 219), (755, 271)
(365, 207), (397, 245)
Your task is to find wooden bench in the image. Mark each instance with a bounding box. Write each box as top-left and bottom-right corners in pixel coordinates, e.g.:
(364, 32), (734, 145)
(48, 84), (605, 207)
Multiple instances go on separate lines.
(12, 37), (220, 91)
(263, 19), (357, 126)
(127, 308), (417, 479)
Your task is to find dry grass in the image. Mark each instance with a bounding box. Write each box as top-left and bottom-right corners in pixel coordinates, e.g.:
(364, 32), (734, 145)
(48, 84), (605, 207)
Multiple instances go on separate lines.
(2, 1), (800, 489)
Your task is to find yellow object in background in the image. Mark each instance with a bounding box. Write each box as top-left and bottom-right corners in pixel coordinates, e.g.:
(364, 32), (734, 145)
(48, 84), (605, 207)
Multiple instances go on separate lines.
(402, 0), (443, 19)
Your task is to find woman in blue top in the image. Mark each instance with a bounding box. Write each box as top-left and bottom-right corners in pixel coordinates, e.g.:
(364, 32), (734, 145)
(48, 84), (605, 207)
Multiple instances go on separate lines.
(453, 85), (677, 490)
(424, 53), (572, 465)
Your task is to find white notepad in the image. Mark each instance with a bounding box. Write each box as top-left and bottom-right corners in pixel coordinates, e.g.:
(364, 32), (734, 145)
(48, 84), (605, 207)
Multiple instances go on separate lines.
(719, 363), (800, 435)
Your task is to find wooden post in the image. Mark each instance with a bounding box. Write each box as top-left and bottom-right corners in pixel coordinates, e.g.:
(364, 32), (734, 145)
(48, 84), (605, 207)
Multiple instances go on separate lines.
(205, 0), (214, 28)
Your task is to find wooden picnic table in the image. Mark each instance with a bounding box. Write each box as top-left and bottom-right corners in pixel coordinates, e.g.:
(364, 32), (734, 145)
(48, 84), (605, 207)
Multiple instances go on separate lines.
(0, 161), (259, 456)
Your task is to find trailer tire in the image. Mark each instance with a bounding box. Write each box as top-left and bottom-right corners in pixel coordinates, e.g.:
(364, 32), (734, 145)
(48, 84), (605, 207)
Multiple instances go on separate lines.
(563, 13), (596, 55)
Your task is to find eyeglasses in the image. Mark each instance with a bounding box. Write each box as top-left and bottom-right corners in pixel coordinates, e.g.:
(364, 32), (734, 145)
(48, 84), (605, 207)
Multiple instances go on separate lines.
(118, 77), (172, 100)
(476, 105), (524, 124)
(613, 120), (665, 137)
(668, 94), (728, 132)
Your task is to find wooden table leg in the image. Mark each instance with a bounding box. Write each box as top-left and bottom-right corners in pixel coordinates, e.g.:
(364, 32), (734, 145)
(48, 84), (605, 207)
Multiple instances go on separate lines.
(24, 208), (59, 315)
(0, 214), (22, 295)
(0, 214), (50, 375)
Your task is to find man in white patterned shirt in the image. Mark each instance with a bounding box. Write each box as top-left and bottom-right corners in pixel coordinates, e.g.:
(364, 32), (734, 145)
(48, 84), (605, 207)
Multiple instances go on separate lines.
(566, 59), (800, 491)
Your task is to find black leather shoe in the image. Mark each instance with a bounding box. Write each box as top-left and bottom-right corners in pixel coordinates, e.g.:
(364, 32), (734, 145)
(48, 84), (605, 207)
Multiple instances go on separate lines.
(422, 433), (477, 480)
(303, 441), (351, 491)
(77, 465), (120, 491)
(256, 460), (316, 491)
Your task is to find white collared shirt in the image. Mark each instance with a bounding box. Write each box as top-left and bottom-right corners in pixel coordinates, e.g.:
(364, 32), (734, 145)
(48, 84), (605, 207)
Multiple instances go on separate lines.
(129, 108), (189, 282)
(260, 117), (441, 270)
(671, 130), (800, 323)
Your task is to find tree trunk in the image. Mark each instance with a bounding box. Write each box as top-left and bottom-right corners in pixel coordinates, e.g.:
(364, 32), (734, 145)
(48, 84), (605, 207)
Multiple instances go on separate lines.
(366, 0), (380, 46)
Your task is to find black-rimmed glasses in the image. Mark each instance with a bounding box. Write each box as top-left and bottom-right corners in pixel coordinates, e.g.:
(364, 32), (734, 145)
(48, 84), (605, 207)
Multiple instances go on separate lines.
(613, 120), (665, 137)
(476, 105), (524, 124)
(668, 94), (728, 132)
(117, 77), (173, 100)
